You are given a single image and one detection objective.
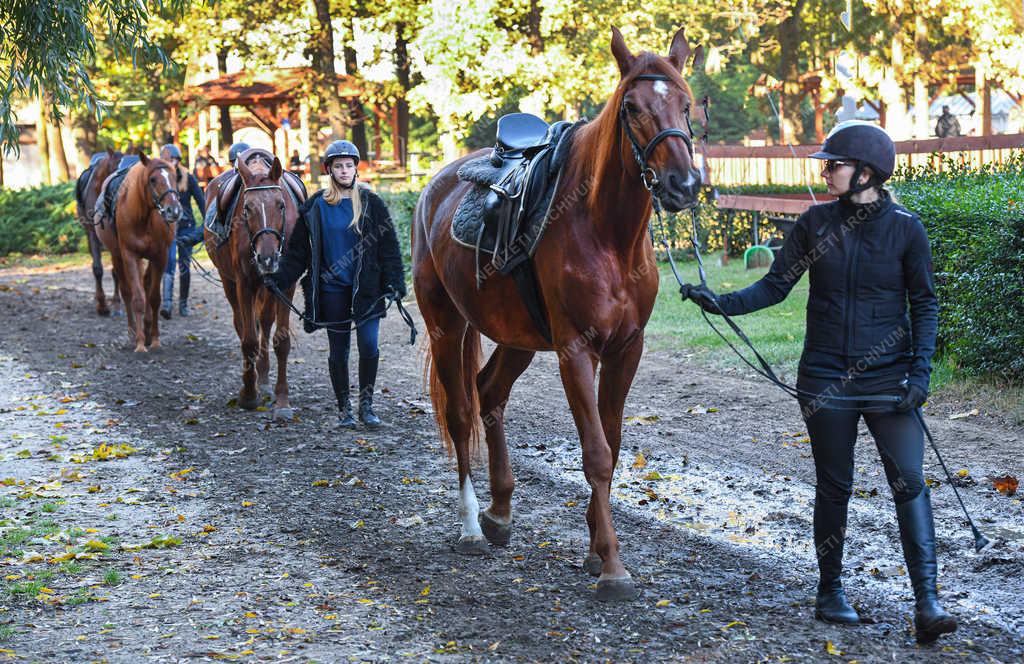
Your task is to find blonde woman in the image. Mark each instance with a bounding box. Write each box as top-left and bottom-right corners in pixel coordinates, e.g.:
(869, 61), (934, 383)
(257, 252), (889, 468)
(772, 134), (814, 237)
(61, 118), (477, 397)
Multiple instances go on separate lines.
(266, 140), (406, 427)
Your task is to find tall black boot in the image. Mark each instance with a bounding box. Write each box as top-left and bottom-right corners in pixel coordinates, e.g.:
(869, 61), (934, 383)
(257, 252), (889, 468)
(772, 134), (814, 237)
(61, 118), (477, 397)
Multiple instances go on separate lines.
(895, 489), (957, 643)
(160, 274), (173, 320)
(814, 493), (860, 624)
(358, 355), (382, 427)
(179, 271), (191, 316)
(328, 360), (356, 428)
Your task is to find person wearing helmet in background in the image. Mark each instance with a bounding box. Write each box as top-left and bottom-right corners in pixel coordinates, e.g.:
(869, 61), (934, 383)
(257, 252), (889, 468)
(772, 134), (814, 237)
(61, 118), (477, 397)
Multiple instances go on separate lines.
(263, 140), (406, 428)
(680, 121), (955, 643)
(228, 142), (251, 168)
(158, 144), (206, 318)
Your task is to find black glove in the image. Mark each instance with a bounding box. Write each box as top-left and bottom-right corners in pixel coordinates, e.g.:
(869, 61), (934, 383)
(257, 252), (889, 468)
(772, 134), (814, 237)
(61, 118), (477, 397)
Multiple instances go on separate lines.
(680, 282), (719, 313)
(387, 284), (406, 301)
(895, 383), (927, 412)
(261, 274), (279, 291)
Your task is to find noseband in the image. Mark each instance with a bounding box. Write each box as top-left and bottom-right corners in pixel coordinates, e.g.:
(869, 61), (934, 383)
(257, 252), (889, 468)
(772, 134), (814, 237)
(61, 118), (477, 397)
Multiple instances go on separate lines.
(241, 184), (287, 263)
(620, 73), (709, 192)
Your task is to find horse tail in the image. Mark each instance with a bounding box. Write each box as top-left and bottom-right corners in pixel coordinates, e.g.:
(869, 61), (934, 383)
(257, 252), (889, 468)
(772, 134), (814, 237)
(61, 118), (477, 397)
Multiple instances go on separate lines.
(425, 324), (483, 458)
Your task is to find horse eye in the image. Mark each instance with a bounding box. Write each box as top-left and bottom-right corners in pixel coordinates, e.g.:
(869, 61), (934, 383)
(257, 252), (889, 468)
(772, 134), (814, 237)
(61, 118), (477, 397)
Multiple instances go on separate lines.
(623, 101), (637, 114)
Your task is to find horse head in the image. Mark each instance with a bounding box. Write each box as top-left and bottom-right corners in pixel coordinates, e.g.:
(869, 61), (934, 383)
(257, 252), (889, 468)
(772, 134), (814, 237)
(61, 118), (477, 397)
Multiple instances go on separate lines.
(610, 27), (705, 212)
(236, 148), (288, 275)
(138, 153), (184, 224)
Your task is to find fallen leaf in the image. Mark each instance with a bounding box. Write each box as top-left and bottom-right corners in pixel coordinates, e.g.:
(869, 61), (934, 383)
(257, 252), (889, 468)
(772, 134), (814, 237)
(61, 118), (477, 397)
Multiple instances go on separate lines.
(642, 471), (664, 481)
(311, 479), (329, 487)
(625, 415), (660, 426)
(631, 452), (647, 470)
(824, 640), (842, 656)
(395, 515), (424, 527)
(992, 475), (1019, 496)
(655, 599), (670, 607)
(949, 408), (980, 420)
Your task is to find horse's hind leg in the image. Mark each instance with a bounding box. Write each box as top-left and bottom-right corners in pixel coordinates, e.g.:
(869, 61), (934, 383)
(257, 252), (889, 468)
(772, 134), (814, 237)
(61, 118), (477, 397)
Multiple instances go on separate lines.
(121, 255), (147, 352)
(476, 345), (534, 546)
(86, 229), (110, 316)
(415, 258), (487, 555)
(143, 260), (162, 349)
(255, 292), (274, 399)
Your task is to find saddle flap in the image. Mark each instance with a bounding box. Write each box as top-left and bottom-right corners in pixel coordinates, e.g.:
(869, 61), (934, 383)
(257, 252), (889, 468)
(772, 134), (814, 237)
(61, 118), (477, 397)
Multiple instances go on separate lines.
(217, 172), (242, 217)
(495, 113), (550, 152)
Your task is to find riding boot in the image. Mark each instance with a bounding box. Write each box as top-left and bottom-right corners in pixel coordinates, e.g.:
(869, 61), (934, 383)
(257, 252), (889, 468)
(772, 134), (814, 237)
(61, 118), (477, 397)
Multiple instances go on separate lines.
(895, 489), (957, 643)
(328, 360), (356, 428)
(814, 493), (860, 624)
(160, 274), (174, 320)
(179, 272), (191, 317)
(358, 355), (382, 427)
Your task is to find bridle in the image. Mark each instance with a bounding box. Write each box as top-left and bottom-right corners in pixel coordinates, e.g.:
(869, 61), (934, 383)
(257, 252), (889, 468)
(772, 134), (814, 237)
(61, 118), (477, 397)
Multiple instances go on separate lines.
(148, 166), (182, 224)
(619, 73), (708, 193)
(240, 184), (287, 264)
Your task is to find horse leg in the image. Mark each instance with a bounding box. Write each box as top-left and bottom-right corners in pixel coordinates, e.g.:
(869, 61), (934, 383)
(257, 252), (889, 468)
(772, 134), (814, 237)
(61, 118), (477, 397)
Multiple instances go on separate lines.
(476, 345), (535, 546)
(235, 283), (261, 410)
(255, 291), (274, 399)
(144, 260), (163, 349)
(121, 255), (147, 352)
(87, 229), (110, 316)
(110, 259), (123, 317)
(559, 349), (636, 601)
(582, 334), (645, 577)
(270, 291), (294, 420)
(417, 262), (487, 555)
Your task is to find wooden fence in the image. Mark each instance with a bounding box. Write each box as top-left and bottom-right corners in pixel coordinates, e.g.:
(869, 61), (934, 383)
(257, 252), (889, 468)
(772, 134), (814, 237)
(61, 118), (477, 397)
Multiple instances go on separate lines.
(701, 133), (1024, 187)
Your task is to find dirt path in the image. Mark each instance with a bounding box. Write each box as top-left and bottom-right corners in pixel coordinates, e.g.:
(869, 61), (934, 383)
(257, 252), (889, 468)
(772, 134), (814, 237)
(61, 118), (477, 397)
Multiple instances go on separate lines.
(1, 262), (1021, 663)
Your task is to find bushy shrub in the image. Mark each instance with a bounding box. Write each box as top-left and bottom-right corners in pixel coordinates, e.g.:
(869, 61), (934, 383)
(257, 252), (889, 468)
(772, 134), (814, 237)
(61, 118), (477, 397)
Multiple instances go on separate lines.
(0, 182), (82, 255)
(378, 190), (420, 261)
(892, 155), (1024, 380)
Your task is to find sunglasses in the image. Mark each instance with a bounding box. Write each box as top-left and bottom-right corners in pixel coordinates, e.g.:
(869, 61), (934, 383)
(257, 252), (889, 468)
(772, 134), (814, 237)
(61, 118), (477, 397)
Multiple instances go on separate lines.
(824, 159), (854, 172)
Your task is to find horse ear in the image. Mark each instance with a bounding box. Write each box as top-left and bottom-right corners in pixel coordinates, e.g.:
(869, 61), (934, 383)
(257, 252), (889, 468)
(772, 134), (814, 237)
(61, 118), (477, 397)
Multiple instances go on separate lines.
(139, 152), (149, 166)
(106, 147), (114, 158)
(270, 156), (283, 181)
(691, 45), (706, 74)
(668, 27), (692, 71)
(610, 27), (634, 77)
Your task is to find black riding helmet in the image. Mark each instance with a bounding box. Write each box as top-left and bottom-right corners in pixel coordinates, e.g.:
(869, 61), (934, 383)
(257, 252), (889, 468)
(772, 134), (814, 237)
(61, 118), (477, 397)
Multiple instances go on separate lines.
(228, 142), (251, 165)
(321, 140), (360, 173)
(160, 144), (182, 160)
(810, 121), (896, 197)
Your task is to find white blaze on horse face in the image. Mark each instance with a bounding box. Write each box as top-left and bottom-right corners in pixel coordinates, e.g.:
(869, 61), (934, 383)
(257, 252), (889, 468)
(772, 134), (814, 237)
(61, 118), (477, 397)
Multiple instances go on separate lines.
(161, 169), (174, 194)
(653, 80), (669, 98)
(458, 476), (483, 539)
(260, 200), (269, 230)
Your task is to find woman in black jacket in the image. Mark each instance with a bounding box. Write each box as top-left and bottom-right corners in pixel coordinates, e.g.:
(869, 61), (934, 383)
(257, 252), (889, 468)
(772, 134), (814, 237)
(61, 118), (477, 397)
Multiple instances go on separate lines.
(682, 122), (956, 643)
(266, 140), (406, 428)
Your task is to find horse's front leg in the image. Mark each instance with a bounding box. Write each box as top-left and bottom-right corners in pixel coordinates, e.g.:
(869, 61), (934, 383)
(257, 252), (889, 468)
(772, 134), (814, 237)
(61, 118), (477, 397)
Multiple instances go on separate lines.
(86, 228), (110, 316)
(581, 333), (645, 577)
(144, 259), (164, 349)
(270, 288), (294, 420)
(235, 281), (261, 410)
(559, 348), (636, 601)
(255, 290), (273, 399)
(121, 254), (147, 352)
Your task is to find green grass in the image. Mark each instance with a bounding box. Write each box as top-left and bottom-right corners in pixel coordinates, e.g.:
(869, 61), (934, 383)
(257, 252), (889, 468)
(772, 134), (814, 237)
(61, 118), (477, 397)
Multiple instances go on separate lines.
(646, 254), (807, 376)
(66, 589), (91, 606)
(103, 569), (121, 586)
(58, 561), (84, 575)
(0, 497), (16, 509)
(0, 624), (14, 641)
(7, 580), (44, 596)
(40, 502), (59, 513)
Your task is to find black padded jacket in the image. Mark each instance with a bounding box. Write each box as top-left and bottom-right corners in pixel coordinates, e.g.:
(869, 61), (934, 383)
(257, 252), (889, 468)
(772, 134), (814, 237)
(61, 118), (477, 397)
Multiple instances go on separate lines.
(272, 187), (406, 332)
(714, 191), (938, 392)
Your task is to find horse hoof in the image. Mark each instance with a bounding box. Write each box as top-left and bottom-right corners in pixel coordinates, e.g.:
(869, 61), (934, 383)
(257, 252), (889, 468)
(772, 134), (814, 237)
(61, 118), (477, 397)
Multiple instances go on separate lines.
(454, 536), (490, 556)
(479, 510), (512, 547)
(595, 574), (637, 602)
(96, 306), (111, 317)
(238, 396), (261, 410)
(272, 407), (293, 422)
(149, 340), (161, 350)
(258, 383), (275, 398)
(133, 345), (147, 354)
(583, 553), (603, 577)
(111, 309), (124, 318)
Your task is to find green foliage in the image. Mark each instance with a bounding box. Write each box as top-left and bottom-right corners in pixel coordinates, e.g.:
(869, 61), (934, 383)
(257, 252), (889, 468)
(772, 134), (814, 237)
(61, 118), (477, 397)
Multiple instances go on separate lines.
(688, 65), (764, 144)
(0, 183), (82, 256)
(378, 190), (419, 264)
(892, 155), (1024, 380)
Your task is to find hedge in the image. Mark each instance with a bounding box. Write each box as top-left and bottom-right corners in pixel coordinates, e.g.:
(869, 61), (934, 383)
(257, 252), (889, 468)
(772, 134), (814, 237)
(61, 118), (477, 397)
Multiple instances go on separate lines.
(0, 182), (82, 255)
(891, 156), (1024, 380)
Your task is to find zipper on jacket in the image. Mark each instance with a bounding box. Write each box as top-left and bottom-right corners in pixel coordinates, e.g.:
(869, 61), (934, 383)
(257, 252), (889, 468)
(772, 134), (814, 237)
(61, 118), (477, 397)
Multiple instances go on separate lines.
(842, 221), (862, 357)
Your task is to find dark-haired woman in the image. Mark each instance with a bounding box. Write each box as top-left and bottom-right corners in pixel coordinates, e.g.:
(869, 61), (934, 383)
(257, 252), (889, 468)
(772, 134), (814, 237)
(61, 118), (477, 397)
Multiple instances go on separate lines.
(681, 121), (956, 644)
(265, 140), (406, 428)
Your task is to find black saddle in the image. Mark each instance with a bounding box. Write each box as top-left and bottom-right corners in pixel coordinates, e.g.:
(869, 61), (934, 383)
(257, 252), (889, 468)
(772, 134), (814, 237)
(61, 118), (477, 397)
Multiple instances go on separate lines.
(96, 167), (132, 229)
(75, 165), (94, 210)
(451, 115), (586, 342)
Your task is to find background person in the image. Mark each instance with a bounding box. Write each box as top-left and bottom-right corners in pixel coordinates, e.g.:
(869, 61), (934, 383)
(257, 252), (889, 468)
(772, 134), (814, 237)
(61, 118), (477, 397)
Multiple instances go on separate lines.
(680, 121), (957, 644)
(264, 140), (406, 428)
(159, 144), (207, 318)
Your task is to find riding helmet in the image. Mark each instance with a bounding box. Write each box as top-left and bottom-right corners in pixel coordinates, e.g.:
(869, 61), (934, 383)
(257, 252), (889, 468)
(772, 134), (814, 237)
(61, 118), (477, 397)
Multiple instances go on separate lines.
(160, 144), (182, 160)
(810, 121), (896, 183)
(228, 142), (252, 164)
(321, 140), (361, 173)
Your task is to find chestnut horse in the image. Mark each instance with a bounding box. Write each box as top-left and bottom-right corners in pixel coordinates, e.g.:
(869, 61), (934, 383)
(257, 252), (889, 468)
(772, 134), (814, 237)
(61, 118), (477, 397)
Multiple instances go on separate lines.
(75, 149), (122, 315)
(413, 27), (704, 600)
(204, 149), (302, 419)
(95, 154), (183, 351)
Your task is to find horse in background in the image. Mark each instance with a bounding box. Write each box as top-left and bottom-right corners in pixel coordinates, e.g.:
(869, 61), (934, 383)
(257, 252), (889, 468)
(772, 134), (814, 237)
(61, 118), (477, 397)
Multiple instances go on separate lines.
(205, 148), (304, 419)
(75, 148), (122, 315)
(412, 27), (704, 600)
(95, 154), (183, 351)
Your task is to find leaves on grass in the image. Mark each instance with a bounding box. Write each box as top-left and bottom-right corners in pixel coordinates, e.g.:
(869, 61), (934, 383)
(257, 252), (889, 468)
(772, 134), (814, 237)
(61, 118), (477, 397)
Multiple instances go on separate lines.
(992, 475), (1019, 496)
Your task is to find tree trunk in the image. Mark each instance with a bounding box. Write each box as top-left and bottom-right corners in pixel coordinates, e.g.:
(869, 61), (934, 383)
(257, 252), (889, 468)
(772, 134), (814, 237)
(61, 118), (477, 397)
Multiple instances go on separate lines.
(344, 17), (368, 159)
(147, 68), (170, 154)
(526, 0), (543, 55)
(776, 0), (806, 144)
(37, 98), (52, 185)
(394, 21), (411, 168)
(216, 48), (234, 146)
(71, 109), (98, 172)
(312, 0), (348, 148)
(48, 117), (71, 182)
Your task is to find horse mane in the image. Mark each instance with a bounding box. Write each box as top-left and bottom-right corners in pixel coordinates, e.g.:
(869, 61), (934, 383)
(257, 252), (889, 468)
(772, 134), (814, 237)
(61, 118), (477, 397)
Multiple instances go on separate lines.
(575, 52), (694, 211)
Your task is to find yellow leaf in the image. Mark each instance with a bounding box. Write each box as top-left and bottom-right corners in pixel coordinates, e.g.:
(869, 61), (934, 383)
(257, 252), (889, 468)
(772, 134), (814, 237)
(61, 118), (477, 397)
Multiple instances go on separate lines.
(350, 519), (364, 529)
(244, 612), (257, 619)
(643, 471), (664, 481)
(202, 524), (217, 533)
(86, 485), (102, 493)
(631, 452), (647, 470)
(241, 501), (253, 507)
(311, 479), (329, 487)
(957, 469), (969, 478)
(655, 599), (670, 607)
(420, 585), (430, 596)
(84, 540), (109, 551)
(38, 587), (54, 594)
(563, 500), (577, 507)
(357, 598), (374, 604)
(323, 614), (337, 620)
(245, 629), (261, 634)
(824, 640), (842, 656)
(169, 467), (194, 481)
